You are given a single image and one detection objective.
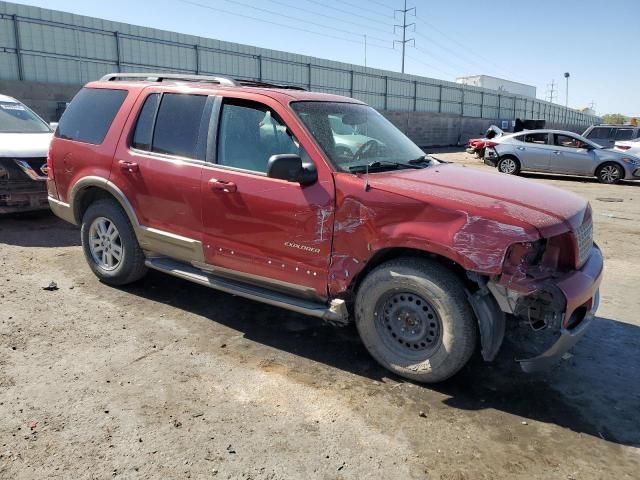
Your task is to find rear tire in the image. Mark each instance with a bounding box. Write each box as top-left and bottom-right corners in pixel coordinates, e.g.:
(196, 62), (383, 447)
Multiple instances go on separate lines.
(596, 162), (623, 184)
(81, 198), (147, 285)
(355, 258), (477, 383)
(497, 156), (520, 175)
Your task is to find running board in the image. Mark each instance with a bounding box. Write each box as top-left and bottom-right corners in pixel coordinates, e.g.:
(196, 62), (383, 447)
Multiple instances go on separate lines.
(145, 257), (349, 325)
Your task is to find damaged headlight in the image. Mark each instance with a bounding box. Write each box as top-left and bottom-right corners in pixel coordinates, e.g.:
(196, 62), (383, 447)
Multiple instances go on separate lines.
(506, 240), (545, 266)
(0, 166), (9, 180)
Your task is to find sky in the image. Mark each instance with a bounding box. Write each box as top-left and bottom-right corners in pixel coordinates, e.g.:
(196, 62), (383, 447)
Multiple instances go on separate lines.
(14, 0), (640, 116)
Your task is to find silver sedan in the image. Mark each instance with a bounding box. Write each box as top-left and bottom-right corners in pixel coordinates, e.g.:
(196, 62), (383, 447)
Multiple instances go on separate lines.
(484, 129), (640, 184)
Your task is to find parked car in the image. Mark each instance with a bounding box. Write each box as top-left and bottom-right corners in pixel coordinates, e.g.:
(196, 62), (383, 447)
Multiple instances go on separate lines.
(0, 94), (53, 213)
(466, 125), (503, 158)
(582, 124), (640, 148)
(48, 73), (602, 383)
(484, 129), (640, 184)
(614, 137), (640, 156)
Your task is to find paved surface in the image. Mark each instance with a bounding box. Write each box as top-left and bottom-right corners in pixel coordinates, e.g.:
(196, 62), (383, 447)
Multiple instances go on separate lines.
(1, 150), (639, 479)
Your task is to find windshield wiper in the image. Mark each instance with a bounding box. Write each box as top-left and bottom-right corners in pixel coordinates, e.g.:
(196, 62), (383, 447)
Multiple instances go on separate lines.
(349, 160), (422, 173)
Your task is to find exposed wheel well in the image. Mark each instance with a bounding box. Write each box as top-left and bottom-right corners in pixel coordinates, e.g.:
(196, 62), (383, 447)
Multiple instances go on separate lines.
(350, 247), (474, 296)
(73, 186), (118, 223)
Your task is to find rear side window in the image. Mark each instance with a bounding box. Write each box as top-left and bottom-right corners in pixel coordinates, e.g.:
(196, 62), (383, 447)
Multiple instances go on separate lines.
(152, 94), (207, 159)
(614, 128), (633, 140)
(56, 88), (127, 144)
(518, 132), (548, 144)
(585, 127), (612, 139)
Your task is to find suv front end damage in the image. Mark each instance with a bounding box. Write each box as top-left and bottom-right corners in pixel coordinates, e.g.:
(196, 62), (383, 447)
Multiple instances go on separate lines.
(471, 212), (603, 372)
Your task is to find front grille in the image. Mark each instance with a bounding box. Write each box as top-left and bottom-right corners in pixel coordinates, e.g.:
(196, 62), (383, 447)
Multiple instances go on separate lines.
(574, 215), (593, 267)
(0, 157), (48, 182)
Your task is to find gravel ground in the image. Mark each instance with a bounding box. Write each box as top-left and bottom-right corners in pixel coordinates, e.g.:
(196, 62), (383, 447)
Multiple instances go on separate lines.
(1, 150), (639, 479)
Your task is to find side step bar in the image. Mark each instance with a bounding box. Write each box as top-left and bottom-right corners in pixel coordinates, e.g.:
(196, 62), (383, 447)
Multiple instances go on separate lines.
(145, 257), (349, 325)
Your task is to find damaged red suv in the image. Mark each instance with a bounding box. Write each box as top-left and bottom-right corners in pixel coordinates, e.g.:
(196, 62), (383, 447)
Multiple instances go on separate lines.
(47, 73), (602, 383)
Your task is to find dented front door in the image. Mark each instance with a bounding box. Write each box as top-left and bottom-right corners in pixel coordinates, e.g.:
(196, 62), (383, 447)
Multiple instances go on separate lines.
(200, 95), (335, 297)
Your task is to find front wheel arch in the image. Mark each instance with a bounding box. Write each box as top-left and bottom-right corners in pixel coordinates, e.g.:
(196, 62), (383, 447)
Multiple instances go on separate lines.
(595, 162), (624, 184)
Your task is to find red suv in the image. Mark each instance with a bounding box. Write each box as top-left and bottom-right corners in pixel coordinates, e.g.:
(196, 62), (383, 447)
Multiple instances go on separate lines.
(48, 73), (603, 383)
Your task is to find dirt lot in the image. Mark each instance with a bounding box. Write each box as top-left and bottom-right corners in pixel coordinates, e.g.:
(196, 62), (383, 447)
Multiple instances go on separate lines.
(1, 151), (639, 479)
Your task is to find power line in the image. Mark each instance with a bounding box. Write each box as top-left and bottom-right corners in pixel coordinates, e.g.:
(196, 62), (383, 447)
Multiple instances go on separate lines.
(393, 0), (415, 73)
(369, 0), (398, 11)
(301, 0), (393, 28)
(340, 0), (394, 19)
(405, 53), (457, 80)
(412, 45), (469, 76)
(177, 0), (393, 50)
(217, 0), (391, 43)
(263, 0), (394, 35)
(413, 13), (529, 83)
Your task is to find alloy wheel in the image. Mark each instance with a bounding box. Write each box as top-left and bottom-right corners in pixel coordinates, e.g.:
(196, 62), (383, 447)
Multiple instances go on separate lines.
(88, 216), (123, 271)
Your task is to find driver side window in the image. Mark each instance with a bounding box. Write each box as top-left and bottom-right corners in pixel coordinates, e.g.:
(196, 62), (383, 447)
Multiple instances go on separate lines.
(554, 134), (582, 149)
(217, 100), (302, 173)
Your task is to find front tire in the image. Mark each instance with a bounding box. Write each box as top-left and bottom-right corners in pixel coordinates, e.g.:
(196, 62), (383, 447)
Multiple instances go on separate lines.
(355, 258), (477, 383)
(596, 163), (623, 184)
(81, 198), (147, 285)
(497, 156), (520, 175)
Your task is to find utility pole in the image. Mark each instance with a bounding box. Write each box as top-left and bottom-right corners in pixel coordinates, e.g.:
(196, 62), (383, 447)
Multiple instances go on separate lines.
(394, 0), (415, 73)
(564, 72), (570, 108)
(546, 80), (557, 103)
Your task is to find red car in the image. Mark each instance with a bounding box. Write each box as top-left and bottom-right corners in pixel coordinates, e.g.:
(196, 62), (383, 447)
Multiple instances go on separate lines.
(47, 73), (602, 383)
(466, 125), (503, 158)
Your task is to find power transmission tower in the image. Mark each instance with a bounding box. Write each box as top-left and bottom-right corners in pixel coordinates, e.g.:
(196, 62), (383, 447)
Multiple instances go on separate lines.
(546, 80), (557, 103)
(394, 0), (415, 73)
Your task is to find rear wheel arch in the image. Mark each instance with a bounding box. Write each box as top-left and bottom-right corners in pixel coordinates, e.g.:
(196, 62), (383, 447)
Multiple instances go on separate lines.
(70, 178), (141, 230)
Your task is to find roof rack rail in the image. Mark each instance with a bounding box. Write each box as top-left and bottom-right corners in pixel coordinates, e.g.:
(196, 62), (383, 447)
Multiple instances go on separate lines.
(99, 73), (238, 86)
(237, 79), (307, 91)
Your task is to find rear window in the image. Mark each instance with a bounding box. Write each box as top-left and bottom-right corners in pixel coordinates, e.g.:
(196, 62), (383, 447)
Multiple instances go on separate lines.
(585, 127), (612, 139)
(56, 88), (127, 144)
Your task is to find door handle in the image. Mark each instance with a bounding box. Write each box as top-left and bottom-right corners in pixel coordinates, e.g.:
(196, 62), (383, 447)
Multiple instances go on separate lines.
(119, 160), (139, 173)
(208, 178), (237, 193)
(517, 147), (525, 151)
(552, 151), (561, 155)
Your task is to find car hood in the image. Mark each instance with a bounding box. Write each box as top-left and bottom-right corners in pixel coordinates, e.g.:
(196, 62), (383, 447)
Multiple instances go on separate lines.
(368, 163), (588, 237)
(0, 132), (53, 157)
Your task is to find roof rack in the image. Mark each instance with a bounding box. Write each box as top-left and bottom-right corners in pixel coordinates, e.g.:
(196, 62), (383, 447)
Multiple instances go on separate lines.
(100, 73), (238, 86)
(99, 73), (308, 91)
(237, 79), (307, 91)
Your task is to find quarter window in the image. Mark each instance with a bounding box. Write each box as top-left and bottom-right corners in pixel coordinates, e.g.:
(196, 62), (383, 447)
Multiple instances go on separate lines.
(151, 94), (207, 159)
(131, 94), (160, 151)
(56, 88), (127, 144)
(217, 101), (300, 173)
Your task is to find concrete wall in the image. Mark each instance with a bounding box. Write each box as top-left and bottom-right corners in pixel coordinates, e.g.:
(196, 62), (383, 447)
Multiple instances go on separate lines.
(0, 79), (81, 122)
(1, 79), (589, 147)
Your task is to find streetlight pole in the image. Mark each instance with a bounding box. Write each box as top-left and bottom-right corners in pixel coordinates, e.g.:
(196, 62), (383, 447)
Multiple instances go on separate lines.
(564, 72), (570, 108)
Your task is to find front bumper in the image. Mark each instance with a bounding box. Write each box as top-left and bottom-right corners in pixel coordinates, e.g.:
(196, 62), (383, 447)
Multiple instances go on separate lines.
(0, 186), (48, 214)
(516, 245), (604, 372)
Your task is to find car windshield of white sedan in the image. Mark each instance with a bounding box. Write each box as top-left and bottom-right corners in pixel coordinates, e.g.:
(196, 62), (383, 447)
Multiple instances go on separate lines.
(0, 102), (50, 133)
(291, 102), (428, 172)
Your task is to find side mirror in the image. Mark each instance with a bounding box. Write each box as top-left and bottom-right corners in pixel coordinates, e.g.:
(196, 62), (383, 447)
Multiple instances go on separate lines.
(267, 154), (317, 185)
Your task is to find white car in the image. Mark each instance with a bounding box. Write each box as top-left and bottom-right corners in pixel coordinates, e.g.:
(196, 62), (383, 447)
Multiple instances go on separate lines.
(614, 137), (640, 156)
(0, 94), (54, 213)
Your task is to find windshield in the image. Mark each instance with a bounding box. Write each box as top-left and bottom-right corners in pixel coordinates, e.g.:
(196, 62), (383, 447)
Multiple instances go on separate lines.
(0, 101), (51, 133)
(291, 102), (426, 172)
